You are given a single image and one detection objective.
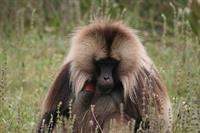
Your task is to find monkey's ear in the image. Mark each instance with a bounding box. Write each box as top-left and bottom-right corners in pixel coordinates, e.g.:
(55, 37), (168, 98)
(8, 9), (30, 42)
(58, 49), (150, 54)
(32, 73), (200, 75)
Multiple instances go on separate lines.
(42, 63), (73, 115)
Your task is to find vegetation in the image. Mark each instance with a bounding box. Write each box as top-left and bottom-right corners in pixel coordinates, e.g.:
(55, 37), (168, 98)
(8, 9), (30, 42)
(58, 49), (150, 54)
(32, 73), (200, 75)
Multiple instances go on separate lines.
(0, 0), (199, 132)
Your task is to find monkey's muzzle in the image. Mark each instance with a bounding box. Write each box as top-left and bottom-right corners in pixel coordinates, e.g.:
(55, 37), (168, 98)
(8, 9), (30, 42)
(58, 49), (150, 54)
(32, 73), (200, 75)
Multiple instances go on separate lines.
(97, 78), (114, 94)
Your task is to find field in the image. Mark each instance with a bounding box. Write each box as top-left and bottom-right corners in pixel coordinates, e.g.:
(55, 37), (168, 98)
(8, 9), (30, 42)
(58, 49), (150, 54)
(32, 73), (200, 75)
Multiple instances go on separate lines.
(0, 0), (199, 133)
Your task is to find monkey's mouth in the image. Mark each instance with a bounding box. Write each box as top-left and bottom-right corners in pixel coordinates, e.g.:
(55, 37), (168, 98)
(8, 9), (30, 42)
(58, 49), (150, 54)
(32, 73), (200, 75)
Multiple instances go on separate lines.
(97, 85), (113, 94)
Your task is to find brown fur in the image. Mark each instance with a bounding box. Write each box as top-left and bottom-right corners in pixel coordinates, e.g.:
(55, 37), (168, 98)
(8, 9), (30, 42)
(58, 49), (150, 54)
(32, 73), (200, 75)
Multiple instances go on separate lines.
(37, 20), (171, 133)
(72, 90), (129, 132)
(66, 21), (155, 98)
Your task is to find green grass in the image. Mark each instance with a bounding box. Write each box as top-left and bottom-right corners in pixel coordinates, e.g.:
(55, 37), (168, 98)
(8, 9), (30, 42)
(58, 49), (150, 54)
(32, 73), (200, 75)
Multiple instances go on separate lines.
(0, 31), (69, 132)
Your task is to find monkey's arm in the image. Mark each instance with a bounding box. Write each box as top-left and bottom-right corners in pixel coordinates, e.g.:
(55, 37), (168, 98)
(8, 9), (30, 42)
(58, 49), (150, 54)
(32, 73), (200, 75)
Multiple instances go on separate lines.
(37, 63), (73, 133)
(125, 68), (171, 132)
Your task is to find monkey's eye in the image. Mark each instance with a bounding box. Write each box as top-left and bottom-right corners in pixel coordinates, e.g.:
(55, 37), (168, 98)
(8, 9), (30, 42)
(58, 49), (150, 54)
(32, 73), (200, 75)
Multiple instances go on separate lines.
(94, 62), (101, 75)
(113, 60), (119, 66)
(112, 61), (119, 71)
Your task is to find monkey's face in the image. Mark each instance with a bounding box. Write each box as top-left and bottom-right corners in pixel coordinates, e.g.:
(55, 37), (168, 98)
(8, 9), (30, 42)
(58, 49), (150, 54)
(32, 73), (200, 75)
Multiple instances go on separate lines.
(68, 21), (145, 96)
(95, 58), (119, 94)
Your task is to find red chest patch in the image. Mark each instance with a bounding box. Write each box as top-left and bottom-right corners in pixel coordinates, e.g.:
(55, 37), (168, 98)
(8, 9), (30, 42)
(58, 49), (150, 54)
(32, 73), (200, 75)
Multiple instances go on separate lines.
(83, 83), (96, 93)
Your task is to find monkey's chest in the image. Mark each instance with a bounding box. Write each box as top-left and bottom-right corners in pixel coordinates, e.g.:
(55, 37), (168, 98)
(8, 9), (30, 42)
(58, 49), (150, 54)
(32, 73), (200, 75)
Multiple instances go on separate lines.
(72, 92), (125, 133)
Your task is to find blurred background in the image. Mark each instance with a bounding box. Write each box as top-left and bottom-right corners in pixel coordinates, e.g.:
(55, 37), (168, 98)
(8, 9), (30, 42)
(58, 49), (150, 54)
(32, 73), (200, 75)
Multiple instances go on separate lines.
(0, 0), (200, 36)
(0, 0), (199, 132)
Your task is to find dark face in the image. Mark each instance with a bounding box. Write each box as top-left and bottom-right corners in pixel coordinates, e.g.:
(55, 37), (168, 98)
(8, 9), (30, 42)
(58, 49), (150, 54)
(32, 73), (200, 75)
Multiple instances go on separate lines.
(95, 58), (119, 94)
